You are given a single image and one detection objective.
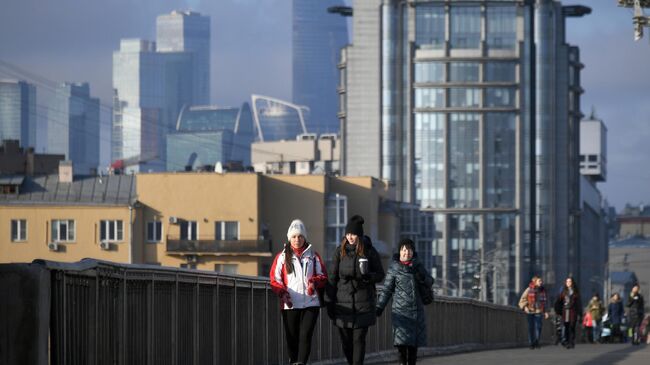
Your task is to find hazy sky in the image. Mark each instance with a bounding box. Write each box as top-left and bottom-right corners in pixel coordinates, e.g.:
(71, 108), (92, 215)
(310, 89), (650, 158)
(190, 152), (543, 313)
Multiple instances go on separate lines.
(0, 0), (648, 210)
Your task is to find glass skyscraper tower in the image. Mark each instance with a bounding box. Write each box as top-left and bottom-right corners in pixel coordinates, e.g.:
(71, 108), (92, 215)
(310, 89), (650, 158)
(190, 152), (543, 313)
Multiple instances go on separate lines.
(0, 80), (36, 149)
(293, 0), (349, 134)
(341, 0), (588, 304)
(112, 11), (210, 172)
(48, 82), (100, 174)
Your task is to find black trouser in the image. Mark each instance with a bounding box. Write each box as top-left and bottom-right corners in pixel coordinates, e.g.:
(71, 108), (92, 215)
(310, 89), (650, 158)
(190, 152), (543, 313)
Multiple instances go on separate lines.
(338, 327), (369, 365)
(397, 345), (417, 365)
(282, 306), (320, 364)
(563, 322), (576, 346)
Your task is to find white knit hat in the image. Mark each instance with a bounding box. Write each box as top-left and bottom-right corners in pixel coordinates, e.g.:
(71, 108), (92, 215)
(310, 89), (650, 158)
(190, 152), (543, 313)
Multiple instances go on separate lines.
(286, 219), (307, 241)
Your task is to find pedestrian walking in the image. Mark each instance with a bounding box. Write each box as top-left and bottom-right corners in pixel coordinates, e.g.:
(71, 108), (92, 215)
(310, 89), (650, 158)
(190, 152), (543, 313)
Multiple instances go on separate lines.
(587, 293), (605, 343)
(325, 215), (385, 365)
(582, 310), (594, 343)
(627, 284), (645, 345)
(554, 277), (581, 349)
(607, 293), (625, 343)
(376, 238), (434, 365)
(270, 219), (328, 365)
(518, 275), (549, 349)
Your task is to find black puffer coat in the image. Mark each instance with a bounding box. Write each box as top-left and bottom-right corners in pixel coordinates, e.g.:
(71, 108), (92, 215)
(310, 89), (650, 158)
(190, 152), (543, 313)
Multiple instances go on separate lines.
(376, 255), (433, 347)
(325, 237), (385, 329)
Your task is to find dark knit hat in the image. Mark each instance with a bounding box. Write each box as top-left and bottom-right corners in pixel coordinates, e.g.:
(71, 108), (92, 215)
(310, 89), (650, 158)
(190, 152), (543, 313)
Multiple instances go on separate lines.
(345, 215), (365, 237)
(398, 238), (415, 252)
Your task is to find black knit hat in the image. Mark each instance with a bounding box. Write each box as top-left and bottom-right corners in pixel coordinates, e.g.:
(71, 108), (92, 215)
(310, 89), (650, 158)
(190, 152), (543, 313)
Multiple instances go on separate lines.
(345, 215), (365, 237)
(398, 238), (415, 252)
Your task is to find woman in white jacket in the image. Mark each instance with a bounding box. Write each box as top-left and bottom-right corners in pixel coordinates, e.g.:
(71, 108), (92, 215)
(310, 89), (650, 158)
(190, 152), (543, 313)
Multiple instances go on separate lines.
(269, 219), (328, 365)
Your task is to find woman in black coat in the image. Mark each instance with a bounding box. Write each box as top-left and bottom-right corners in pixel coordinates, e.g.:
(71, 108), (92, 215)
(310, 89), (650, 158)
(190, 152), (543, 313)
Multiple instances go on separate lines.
(554, 277), (581, 349)
(376, 239), (433, 365)
(326, 215), (385, 365)
(627, 284), (645, 345)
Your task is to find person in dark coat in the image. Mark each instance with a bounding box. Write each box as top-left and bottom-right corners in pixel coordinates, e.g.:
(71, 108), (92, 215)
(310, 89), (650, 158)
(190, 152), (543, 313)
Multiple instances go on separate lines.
(554, 277), (581, 349)
(627, 284), (645, 345)
(607, 293), (625, 342)
(325, 215), (385, 365)
(376, 238), (433, 365)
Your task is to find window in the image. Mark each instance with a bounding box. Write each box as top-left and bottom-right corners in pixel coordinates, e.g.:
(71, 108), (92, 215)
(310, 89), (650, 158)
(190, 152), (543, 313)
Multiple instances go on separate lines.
(415, 4), (445, 48)
(450, 6), (481, 49)
(485, 62), (517, 82)
(147, 221), (162, 242)
(100, 220), (124, 242)
(449, 88), (480, 108)
(588, 155), (598, 162)
(415, 62), (445, 83)
(449, 62), (480, 82)
(180, 221), (198, 240)
(180, 263), (197, 270)
(11, 219), (27, 242)
(326, 193), (348, 245)
(215, 264), (238, 274)
(485, 88), (516, 107)
(51, 220), (75, 242)
(486, 5), (517, 50)
(415, 88), (445, 108)
(215, 221), (239, 240)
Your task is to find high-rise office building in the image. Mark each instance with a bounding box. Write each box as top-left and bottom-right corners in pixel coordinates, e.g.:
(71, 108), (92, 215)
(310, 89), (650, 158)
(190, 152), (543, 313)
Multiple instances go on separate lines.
(157, 10), (211, 105)
(47, 82), (100, 174)
(166, 103), (255, 171)
(113, 11), (210, 172)
(293, 0), (348, 134)
(251, 95), (308, 142)
(0, 80), (36, 149)
(341, 0), (589, 304)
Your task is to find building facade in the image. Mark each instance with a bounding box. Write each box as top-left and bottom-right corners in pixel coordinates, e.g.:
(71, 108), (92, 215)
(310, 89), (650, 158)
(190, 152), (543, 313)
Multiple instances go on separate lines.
(293, 0), (349, 134)
(47, 82), (100, 175)
(113, 11), (210, 172)
(1, 172), (410, 277)
(0, 139), (64, 177)
(157, 11), (211, 105)
(166, 103), (255, 171)
(251, 95), (309, 142)
(251, 133), (340, 175)
(341, 0), (588, 304)
(0, 80), (36, 149)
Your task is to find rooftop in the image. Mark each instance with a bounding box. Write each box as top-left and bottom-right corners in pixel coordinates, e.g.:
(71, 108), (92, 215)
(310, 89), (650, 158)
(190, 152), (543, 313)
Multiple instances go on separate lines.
(0, 174), (137, 206)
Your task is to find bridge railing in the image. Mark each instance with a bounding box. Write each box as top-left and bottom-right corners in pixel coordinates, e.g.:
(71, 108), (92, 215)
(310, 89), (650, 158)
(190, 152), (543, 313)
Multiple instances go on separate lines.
(0, 259), (550, 365)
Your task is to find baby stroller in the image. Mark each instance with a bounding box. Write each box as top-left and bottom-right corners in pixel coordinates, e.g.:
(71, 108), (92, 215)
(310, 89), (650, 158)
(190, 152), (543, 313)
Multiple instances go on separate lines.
(599, 313), (612, 343)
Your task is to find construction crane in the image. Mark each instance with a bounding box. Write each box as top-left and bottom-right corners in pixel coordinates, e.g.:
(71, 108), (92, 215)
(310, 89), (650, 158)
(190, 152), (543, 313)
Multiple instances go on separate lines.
(618, 0), (650, 40)
(108, 153), (158, 175)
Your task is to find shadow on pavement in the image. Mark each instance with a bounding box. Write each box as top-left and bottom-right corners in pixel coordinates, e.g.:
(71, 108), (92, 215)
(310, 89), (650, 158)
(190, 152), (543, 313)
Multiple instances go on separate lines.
(577, 345), (647, 365)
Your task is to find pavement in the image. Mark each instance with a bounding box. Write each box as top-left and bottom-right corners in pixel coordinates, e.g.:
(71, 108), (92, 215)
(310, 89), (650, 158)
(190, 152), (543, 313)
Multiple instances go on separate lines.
(408, 343), (649, 365)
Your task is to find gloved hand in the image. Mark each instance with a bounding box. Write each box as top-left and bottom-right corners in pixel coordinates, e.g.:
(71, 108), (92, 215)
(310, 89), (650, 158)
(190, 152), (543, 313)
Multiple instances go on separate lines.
(307, 281), (315, 296)
(280, 290), (293, 309)
(376, 307), (383, 317)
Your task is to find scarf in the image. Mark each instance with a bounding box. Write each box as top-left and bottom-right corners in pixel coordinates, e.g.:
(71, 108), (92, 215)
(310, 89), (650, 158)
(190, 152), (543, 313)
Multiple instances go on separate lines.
(527, 283), (546, 312)
(291, 245), (307, 257)
(399, 260), (412, 266)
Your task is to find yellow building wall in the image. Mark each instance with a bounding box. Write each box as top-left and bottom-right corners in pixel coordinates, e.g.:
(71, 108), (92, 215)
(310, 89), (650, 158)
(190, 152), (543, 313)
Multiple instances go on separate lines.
(135, 173), (263, 275)
(0, 205), (134, 264)
(260, 175), (328, 266)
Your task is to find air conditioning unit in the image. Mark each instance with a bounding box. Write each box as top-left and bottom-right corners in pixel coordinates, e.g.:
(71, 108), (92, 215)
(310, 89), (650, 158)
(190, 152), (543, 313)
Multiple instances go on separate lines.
(48, 242), (59, 251)
(99, 241), (111, 250)
(169, 216), (178, 224)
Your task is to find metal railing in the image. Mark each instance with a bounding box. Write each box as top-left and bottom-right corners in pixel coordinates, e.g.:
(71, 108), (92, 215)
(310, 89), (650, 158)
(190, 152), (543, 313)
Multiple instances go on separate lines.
(166, 236), (272, 254)
(0, 259), (552, 365)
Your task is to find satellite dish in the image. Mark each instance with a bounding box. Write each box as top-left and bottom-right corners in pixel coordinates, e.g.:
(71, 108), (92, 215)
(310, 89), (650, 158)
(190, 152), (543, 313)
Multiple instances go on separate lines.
(214, 161), (223, 173)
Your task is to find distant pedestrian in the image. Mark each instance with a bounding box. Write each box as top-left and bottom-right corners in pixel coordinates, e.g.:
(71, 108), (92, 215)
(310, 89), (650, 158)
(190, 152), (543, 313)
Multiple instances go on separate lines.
(325, 215), (385, 365)
(269, 219), (328, 365)
(627, 284), (645, 345)
(607, 293), (625, 343)
(554, 277), (581, 349)
(376, 238), (434, 365)
(583, 310), (594, 343)
(587, 293), (605, 343)
(519, 275), (549, 349)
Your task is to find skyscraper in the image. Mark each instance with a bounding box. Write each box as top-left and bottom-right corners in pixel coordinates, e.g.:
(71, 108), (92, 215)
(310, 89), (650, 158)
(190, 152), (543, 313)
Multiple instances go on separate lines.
(157, 11), (211, 105)
(341, 0), (589, 304)
(112, 11), (210, 172)
(0, 80), (36, 149)
(48, 82), (100, 174)
(292, 0), (348, 134)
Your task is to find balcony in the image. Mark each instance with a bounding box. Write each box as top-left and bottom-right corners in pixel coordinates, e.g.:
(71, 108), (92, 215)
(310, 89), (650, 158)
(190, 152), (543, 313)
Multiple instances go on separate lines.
(166, 235), (272, 256)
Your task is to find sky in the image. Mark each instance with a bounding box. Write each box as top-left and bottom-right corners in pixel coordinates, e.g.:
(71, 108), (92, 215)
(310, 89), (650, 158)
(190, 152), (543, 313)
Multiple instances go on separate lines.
(0, 0), (648, 211)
